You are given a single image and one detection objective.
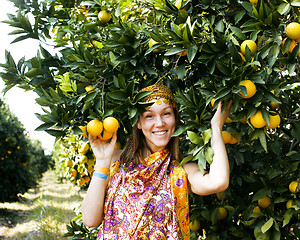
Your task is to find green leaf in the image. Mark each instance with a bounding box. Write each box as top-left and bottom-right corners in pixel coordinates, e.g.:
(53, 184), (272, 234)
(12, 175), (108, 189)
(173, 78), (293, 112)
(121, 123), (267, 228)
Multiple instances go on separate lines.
(187, 45), (198, 63)
(187, 131), (203, 145)
(204, 146), (214, 164)
(258, 129), (267, 152)
(180, 154), (194, 166)
(230, 26), (246, 40)
(282, 209), (293, 227)
(196, 148), (206, 170)
(277, 3), (291, 15)
(202, 128), (212, 145)
(35, 122), (55, 131)
(176, 64), (186, 80)
(173, 123), (196, 137)
(261, 218), (273, 233)
(35, 97), (54, 107)
(45, 129), (65, 138)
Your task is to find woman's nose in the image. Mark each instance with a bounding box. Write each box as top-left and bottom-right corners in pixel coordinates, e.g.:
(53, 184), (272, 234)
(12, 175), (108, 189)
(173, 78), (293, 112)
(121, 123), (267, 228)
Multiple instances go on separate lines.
(155, 116), (164, 127)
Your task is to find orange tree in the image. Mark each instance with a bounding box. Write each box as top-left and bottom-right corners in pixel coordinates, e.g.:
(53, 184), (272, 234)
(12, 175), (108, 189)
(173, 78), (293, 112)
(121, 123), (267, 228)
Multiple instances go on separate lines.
(0, 98), (53, 202)
(0, 0), (299, 239)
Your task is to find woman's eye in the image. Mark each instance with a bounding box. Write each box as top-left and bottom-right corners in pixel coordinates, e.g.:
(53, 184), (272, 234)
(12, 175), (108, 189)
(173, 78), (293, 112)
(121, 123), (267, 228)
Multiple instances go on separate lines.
(164, 112), (171, 116)
(145, 115), (153, 118)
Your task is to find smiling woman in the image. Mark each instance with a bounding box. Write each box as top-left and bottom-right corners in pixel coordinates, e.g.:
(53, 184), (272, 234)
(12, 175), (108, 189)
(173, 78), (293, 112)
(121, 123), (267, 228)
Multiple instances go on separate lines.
(0, 0), (54, 153)
(81, 83), (231, 239)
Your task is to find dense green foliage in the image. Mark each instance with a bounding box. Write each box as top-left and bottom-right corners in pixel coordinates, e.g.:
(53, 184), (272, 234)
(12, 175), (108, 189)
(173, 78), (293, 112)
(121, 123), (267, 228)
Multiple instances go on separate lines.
(0, 98), (53, 202)
(0, 0), (299, 239)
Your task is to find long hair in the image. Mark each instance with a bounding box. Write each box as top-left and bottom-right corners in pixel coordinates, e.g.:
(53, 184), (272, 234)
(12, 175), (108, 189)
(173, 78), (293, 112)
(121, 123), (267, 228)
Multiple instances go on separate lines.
(120, 107), (181, 167)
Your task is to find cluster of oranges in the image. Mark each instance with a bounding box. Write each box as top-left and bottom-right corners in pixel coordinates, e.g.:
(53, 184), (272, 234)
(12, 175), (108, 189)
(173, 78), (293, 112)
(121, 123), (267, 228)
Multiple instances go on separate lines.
(80, 116), (119, 141)
(281, 22), (300, 55)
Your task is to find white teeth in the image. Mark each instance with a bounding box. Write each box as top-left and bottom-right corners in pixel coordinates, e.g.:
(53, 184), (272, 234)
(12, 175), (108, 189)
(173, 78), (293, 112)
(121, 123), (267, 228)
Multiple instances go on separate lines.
(153, 131), (167, 135)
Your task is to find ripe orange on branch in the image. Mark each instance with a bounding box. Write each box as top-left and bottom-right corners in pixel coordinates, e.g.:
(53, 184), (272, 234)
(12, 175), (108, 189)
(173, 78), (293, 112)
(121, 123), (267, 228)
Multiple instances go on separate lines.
(258, 196), (271, 208)
(286, 22), (300, 40)
(250, 111), (266, 128)
(98, 10), (111, 23)
(222, 131), (232, 144)
(240, 40), (257, 55)
(267, 113), (281, 129)
(239, 80), (256, 99)
(189, 219), (201, 232)
(289, 181), (299, 193)
(217, 207), (227, 220)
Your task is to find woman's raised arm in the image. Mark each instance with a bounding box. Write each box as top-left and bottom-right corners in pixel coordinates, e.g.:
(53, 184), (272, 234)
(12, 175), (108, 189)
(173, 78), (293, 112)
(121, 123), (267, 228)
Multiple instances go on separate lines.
(183, 101), (232, 195)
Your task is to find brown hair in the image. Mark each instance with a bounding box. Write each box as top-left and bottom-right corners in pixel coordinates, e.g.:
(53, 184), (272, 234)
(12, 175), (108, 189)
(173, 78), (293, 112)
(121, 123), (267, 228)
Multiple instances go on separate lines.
(120, 107), (181, 166)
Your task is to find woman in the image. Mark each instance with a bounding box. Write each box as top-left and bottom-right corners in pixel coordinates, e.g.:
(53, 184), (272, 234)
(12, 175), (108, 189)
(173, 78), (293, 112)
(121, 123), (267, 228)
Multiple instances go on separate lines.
(81, 84), (231, 239)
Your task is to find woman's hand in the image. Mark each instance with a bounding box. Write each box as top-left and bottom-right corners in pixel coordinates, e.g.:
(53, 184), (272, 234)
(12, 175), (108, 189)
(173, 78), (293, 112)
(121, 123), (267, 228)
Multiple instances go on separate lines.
(210, 100), (232, 131)
(88, 131), (117, 163)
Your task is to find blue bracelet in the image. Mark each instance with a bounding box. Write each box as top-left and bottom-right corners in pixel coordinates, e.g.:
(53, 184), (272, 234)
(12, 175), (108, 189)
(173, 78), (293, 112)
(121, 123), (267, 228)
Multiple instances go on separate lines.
(93, 171), (108, 179)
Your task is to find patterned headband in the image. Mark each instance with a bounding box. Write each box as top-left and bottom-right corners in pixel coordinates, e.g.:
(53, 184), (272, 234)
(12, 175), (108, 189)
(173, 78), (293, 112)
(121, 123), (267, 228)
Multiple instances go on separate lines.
(138, 84), (176, 108)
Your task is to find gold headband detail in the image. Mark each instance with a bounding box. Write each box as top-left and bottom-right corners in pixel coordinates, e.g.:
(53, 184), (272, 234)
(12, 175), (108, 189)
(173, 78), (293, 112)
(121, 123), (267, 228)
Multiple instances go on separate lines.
(138, 84), (176, 108)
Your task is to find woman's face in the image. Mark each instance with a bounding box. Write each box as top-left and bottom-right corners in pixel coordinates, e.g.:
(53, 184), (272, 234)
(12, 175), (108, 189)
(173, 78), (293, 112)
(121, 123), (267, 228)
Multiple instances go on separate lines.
(137, 98), (176, 153)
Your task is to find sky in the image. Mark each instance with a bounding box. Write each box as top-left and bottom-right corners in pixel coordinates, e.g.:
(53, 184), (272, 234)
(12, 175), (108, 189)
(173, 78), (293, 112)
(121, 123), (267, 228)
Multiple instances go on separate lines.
(0, 0), (55, 153)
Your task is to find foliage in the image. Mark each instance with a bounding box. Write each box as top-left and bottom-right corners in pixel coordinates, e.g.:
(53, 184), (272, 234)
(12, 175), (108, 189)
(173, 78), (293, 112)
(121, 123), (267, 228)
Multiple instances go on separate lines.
(53, 134), (95, 189)
(0, 98), (53, 202)
(1, 0), (299, 239)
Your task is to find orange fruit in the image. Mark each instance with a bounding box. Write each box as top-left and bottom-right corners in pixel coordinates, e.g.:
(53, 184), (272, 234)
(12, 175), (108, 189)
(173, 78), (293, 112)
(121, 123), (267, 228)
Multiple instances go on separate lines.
(281, 38), (297, 53)
(250, 111), (266, 128)
(249, 0), (258, 5)
(240, 40), (257, 55)
(71, 169), (77, 178)
(79, 126), (88, 138)
(190, 219), (201, 232)
(98, 10), (111, 23)
(286, 200), (293, 209)
(222, 131), (232, 144)
(79, 155), (88, 164)
(149, 38), (159, 52)
(84, 176), (90, 183)
(66, 160), (73, 168)
(211, 98), (216, 107)
(85, 85), (95, 93)
(270, 102), (280, 109)
(239, 80), (256, 98)
(240, 116), (247, 124)
(229, 135), (239, 144)
(253, 206), (261, 213)
(289, 181), (299, 193)
(87, 119), (103, 136)
(258, 196), (271, 208)
(225, 117), (233, 123)
(238, 52), (244, 64)
(267, 113), (281, 129)
(217, 207), (227, 220)
(175, 0), (182, 9)
(103, 117), (119, 133)
(216, 191), (226, 200)
(79, 142), (89, 154)
(286, 22), (300, 40)
(78, 178), (85, 186)
(99, 130), (114, 140)
(177, 50), (187, 56)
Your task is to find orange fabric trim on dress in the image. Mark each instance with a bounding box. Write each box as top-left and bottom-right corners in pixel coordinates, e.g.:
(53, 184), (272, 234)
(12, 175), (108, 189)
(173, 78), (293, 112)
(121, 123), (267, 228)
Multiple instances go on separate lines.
(108, 151), (190, 239)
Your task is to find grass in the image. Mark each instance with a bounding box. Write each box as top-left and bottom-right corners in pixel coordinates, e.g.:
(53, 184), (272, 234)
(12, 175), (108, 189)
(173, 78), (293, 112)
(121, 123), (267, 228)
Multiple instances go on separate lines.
(0, 170), (85, 240)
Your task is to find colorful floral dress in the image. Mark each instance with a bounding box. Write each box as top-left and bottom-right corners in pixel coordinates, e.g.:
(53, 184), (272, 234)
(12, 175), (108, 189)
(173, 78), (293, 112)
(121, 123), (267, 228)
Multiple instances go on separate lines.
(97, 149), (190, 240)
